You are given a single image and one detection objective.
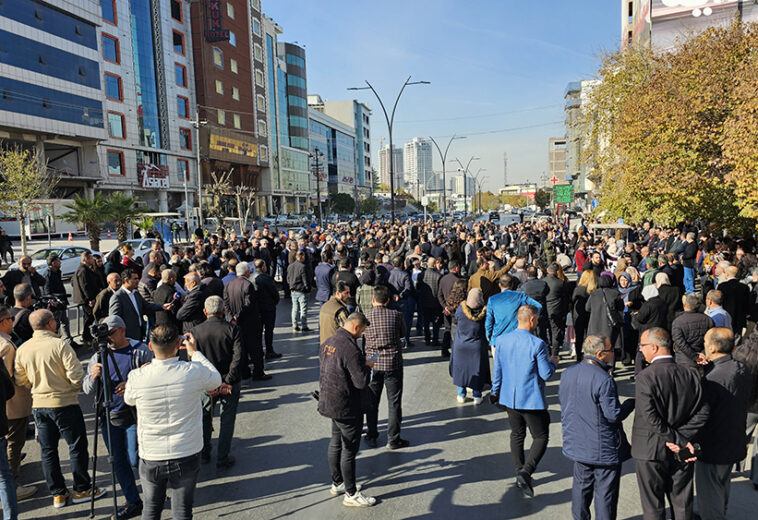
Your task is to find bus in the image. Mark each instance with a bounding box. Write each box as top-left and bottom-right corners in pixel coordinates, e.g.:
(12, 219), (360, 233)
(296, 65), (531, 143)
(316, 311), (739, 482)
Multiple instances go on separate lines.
(0, 199), (86, 238)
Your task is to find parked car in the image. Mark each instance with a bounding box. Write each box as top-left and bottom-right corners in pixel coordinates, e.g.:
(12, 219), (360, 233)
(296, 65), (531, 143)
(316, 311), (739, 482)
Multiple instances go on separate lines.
(8, 246), (100, 279)
(108, 238), (158, 267)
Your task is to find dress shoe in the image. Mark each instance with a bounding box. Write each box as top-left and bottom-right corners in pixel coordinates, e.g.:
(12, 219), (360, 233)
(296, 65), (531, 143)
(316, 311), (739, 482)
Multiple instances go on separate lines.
(387, 438), (410, 450)
(265, 351), (283, 360)
(251, 373), (272, 381)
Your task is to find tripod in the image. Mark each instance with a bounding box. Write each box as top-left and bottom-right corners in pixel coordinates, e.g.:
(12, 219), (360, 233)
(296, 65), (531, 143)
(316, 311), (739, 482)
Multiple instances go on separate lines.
(89, 333), (122, 519)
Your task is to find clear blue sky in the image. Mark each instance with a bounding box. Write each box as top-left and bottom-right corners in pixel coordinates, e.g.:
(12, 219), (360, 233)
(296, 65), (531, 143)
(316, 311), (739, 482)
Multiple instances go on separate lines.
(264, 0), (620, 193)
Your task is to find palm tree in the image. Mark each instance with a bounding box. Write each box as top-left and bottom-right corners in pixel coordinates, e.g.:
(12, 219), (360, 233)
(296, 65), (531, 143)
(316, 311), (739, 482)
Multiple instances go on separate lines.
(135, 216), (155, 236)
(61, 193), (109, 251)
(109, 192), (141, 243)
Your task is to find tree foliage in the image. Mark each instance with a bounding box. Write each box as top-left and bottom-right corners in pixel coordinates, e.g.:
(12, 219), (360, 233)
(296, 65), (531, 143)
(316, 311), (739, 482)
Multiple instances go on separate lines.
(472, 191), (502, 212)
(109, 192), (142, 243)
(358, 197), (379, 215)
(328, 193), (355, 214)
(582, 19), (758, 231)
(534, 189), (551, 210)
(61, 193), (109, 251)
(499, 194), (528, 209)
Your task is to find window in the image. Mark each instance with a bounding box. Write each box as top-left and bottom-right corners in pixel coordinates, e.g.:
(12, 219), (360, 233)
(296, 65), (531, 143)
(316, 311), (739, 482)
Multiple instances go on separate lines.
(227, 2), (235, 19)
(259, 145), (267, 161)
(175, 63), (187, 87)
(107, 111), (125, 139)
(229, 31), (236, 47)
(256, 94), (265, 111)
(288, 75), (306, 88)
(232, 86), (239, 101)
(253, 19), (261, 36)
(215, 80), (224, 95)
(101, 0), (117, 25)
(212, 47), (223, 68)
(255, 70), (264, 86)
(233, 114), (241, 129)
(230, 59), (238, 74)
(253, 44), (262, 61)
(178, 159), (189, 181)
(177, 96), (189, 118)
(102, 34), (120, 64)
(286, 54), (305, 68)
(107, 150), (124, 176)
(171, 0), (183, 22)
(251, 0), (261, 10)
(104, 73), (122, 101)
(179, 128), (192, 150)
(257, 120), (266, 137)
(217, 109), (225, 125)
(173, 31), (185, 55)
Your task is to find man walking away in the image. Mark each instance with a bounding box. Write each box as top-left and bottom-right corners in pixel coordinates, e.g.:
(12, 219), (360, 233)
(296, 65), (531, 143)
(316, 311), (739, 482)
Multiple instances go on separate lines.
(287, 251), (311, 332)
(124, 325), (221, 520)
(671, 293), (713, 370)
(438, 260), (461, 357)
(191, 296), (244, 470)
(364, 286), (408, 450)
(251, 259), (282, 359)
(318, 312), (376, 507)
(560, 335), (635, 520)
(696, 327), (751, 520)
(319, 281), (351, 345)
(491, 305), (559, 497)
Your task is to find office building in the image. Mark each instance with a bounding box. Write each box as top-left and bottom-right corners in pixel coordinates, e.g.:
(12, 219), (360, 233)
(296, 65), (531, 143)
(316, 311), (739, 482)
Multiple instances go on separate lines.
(260, 15), (310, 215)
(308, 98), (358, 199)
(403, 137), (433, 199)
(378, 144), (403, 189)
(0, 0), (106, 212)
(548, 138), (568, 182)
(189, 0), (268, 217)
(565, 80), (598, 196)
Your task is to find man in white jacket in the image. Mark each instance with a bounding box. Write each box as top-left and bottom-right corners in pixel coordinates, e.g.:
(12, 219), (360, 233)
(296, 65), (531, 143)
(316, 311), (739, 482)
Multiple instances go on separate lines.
(124, 324), (221, 520)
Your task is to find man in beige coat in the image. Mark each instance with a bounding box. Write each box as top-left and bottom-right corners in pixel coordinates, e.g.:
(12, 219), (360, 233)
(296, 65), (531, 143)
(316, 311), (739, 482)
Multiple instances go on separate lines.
(0, 305), (35, 501)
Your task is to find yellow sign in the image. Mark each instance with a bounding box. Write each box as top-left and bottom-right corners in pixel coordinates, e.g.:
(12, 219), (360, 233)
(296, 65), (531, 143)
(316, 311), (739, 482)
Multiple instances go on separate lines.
(209, 134), (257, 158)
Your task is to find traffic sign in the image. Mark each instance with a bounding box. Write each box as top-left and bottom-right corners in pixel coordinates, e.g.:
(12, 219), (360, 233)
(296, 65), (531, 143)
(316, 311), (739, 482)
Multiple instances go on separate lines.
(554, 184), (573, 204)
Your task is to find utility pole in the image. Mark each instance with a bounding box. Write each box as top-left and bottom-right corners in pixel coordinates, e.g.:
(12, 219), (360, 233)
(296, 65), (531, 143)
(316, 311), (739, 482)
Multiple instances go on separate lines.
(503, 152), (508, 186)
(190, 109), (207, 227)
(310, 147), (324, 228)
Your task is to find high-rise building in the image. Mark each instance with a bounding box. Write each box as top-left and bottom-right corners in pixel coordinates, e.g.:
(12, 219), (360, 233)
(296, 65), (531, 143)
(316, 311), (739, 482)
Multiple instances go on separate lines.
(403, 137), (433, 199)
(0, 0), (106, 208)
(565, 80), (598, 196)
(378, 144), (403, 189)
(548, 138), (568, 182)
(621, 0), (651, 49)
(308, 97), (358, 199)
(189, 0), (268, 217)
(260, 15), (310, 215)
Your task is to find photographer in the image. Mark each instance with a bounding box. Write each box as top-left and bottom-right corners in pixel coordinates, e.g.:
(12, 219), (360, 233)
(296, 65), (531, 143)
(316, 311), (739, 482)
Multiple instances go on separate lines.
(1, 256), (45, 306)
(82, 315), (152, 520)
(124, 325), (221, 520)
(10, 284), (33, 345)
(43, 254), (79, 349)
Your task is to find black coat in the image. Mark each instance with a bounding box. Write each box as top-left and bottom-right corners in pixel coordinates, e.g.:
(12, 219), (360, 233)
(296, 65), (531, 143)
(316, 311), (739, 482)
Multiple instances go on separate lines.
(72, 264), (100, 305)
(632, 297), (668, 332)
(318, 327), (370, 421)
(585, 288), (624, 339)
(286, 261), (310, 293)
(0, 363), (14, 436)
(152, 284), (179, 328)
(191, 316), (245, 385)
(251, 272), (279, 313)
(201, 276), (224, 299)
(175, 285), (209, 333)
(44, 268), (67, 303)
(657, 285), (681, 329)
(418, 268), (442, 312)
(632, 358), (709, 461)
(544, 275), (569, 317)
(718, 279), (751, 332)
(223, 277), (258, 322)
(671, 311), (713, 364)
(519, 278), (549, 315)
(1, 269), (45, 305)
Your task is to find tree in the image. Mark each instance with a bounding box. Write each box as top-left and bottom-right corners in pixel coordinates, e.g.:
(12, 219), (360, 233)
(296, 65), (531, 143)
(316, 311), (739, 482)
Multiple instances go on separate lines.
(134, 216), (155, 236)
(534, 189), (551, 211)
(328, 193), (355, 214)
(61, 193), (109, 251)
(205, 170), (233, 221)
(473, 191), (501, 212)
(358, 197), (379, 216)
(234, 185), (256, 234)
(0, 146), (56, 255)
(108, 192), (142, 243)
(499, 194), (528, 209)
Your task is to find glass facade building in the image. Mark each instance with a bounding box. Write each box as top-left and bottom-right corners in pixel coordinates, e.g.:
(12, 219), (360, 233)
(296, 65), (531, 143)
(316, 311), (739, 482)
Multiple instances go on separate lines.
(130, 0), (162, 149)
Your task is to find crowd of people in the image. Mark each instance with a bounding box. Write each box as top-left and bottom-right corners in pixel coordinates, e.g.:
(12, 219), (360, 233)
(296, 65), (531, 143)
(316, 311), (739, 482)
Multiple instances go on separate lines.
(0, 215), (756, 518)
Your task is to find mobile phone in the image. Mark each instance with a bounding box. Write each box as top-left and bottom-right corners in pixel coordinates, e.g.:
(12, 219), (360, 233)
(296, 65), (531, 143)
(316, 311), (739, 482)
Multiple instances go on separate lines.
(179, 333), (189, 350)
(368, 352), (380, 363)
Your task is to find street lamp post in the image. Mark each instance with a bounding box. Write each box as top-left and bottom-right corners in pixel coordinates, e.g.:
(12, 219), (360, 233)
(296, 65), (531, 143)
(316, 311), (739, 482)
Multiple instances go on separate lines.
(429, 134), (465, 224)
(309, 147), (325, 229)
(454, 156), (479, 218)
(472, 168), (487, 215)
(191, 109), (207, 228)
(348, 76), (430, 223)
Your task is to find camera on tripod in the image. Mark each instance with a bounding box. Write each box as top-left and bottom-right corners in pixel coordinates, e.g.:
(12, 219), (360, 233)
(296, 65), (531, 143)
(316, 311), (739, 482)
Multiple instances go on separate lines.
(90, 322), (111, 341)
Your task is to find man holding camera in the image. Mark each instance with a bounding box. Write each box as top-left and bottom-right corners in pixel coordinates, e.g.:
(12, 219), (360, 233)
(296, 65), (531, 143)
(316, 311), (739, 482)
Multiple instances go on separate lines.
(44, 253), (80, 349)
(82, 315), (152, 520)
(73, 252), (102, 347)
(124, 325), (221, 520)
(191, 296), (244, 469)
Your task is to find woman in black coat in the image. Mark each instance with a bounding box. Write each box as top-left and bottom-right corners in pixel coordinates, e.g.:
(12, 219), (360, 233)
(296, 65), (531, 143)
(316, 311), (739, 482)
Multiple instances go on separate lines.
(632, 285), (668, 333)
(655, 272), (681, 330)
(585, 274), (624, 357)
(618, 272), (642, 365)
(571, 270), (595, 361)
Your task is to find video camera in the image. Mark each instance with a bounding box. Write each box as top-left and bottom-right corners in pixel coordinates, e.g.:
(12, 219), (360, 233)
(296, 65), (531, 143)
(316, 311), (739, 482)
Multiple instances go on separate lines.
(33, 295), (66, 312)
(90, 322), (110, 341)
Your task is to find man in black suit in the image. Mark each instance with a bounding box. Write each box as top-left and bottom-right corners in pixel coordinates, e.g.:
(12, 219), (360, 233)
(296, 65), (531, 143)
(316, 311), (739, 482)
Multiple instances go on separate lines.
(544, 263), (569, 357)
(73, 252), (101, 345)
(108, 268), (169, 341)
(1, 256), (46, 306)
(250, 259), (281, 360)
(176, 272), (208, 332)
(153, 269), (180, 329)
(518, 266), (549, 343)
(632, 327), (709, 520)
(224, 262), (269, 380)
(191, 295), (244, 469)
(718, 265), (751, 339)
(198, 262), (224, 298)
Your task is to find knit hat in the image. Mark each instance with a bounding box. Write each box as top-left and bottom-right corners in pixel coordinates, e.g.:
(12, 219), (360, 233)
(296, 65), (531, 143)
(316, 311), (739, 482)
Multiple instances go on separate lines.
(466, 288), (484, 309)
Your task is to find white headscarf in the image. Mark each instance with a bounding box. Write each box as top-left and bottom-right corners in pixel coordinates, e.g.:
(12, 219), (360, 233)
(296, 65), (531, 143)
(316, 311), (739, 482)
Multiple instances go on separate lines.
(642, 285), (659, 301)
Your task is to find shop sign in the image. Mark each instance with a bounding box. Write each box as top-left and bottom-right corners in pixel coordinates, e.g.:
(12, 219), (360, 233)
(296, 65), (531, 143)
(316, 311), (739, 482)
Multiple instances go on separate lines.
(209, 134), (257, 157)
(138, 163), (170, 189)
(205, 0), (230, 42)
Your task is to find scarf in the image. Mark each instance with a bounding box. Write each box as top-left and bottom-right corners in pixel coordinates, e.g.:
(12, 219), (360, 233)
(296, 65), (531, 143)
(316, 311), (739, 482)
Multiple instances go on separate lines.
(461, 304), (487, 322)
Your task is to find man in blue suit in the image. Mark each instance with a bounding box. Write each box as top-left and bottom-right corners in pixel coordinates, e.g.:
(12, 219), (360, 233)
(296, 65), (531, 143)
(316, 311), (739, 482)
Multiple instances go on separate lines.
(491, 304), (559, 497)
(485, 274), (542, 354)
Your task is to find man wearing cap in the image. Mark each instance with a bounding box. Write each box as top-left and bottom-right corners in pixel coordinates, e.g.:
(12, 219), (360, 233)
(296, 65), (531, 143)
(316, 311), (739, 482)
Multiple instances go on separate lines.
(83, 315), (152, 519)
(44, 254), (79, 348)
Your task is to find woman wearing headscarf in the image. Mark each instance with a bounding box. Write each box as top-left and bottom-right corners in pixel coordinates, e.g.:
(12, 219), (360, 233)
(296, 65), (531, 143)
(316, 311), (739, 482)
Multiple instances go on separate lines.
(617, 272), (642, 365)
(585, 274), (624, 360)
(655, 272), (680, 330)
(571, 270), (596, 361)
(104, 248), (124, 276)
(450, 288), (490, 405)
(632, 285), (668, 333)
(626, 266), (642, 285)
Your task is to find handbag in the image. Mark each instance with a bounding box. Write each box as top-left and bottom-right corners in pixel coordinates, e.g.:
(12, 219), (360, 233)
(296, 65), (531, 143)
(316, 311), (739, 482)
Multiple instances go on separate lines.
(109, 406), (136, 429)
(601, 290), (621, 328)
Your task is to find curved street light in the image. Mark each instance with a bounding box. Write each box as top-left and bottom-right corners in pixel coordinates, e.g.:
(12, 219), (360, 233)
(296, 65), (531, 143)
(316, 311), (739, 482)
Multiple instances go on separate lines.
(454, 156), (479, 217)
(429, 134), (466, 225)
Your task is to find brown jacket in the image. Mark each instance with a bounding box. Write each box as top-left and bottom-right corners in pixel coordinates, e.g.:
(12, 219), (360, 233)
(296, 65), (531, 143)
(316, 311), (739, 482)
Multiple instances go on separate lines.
(468, 258), (516, 303)
(319, 296), (349, 344)
(0, 332), (32, 420)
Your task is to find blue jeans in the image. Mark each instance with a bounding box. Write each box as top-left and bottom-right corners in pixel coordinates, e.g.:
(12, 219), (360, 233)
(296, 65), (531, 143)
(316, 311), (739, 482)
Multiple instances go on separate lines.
(33, 405), (90, 496)
(291, 291), (308, 328)
(457, 386), (482, 398)
(0, 437), (18, 519)
(201, 382), (242, 461)
(683, 267), (695, 294)
(139, 454), (200, 520)
(100, 420), (140, 505)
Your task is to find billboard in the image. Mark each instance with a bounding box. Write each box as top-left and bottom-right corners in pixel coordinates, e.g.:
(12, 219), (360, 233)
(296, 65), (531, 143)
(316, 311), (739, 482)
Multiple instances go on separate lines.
(652, 1), (739, 20)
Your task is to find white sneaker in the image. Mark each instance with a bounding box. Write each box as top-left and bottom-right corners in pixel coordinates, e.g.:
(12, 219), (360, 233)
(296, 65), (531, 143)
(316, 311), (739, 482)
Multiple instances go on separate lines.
(330, 482), (362, 496)
(473, 397), (483, 405)
(343, 491), (376, 507)
(456, 395), (465, 404)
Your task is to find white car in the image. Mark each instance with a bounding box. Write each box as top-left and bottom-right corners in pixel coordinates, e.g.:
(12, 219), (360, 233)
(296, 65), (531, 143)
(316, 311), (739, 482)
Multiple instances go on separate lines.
(8, 246), (99, 279)
(108, 239), (159, 264)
